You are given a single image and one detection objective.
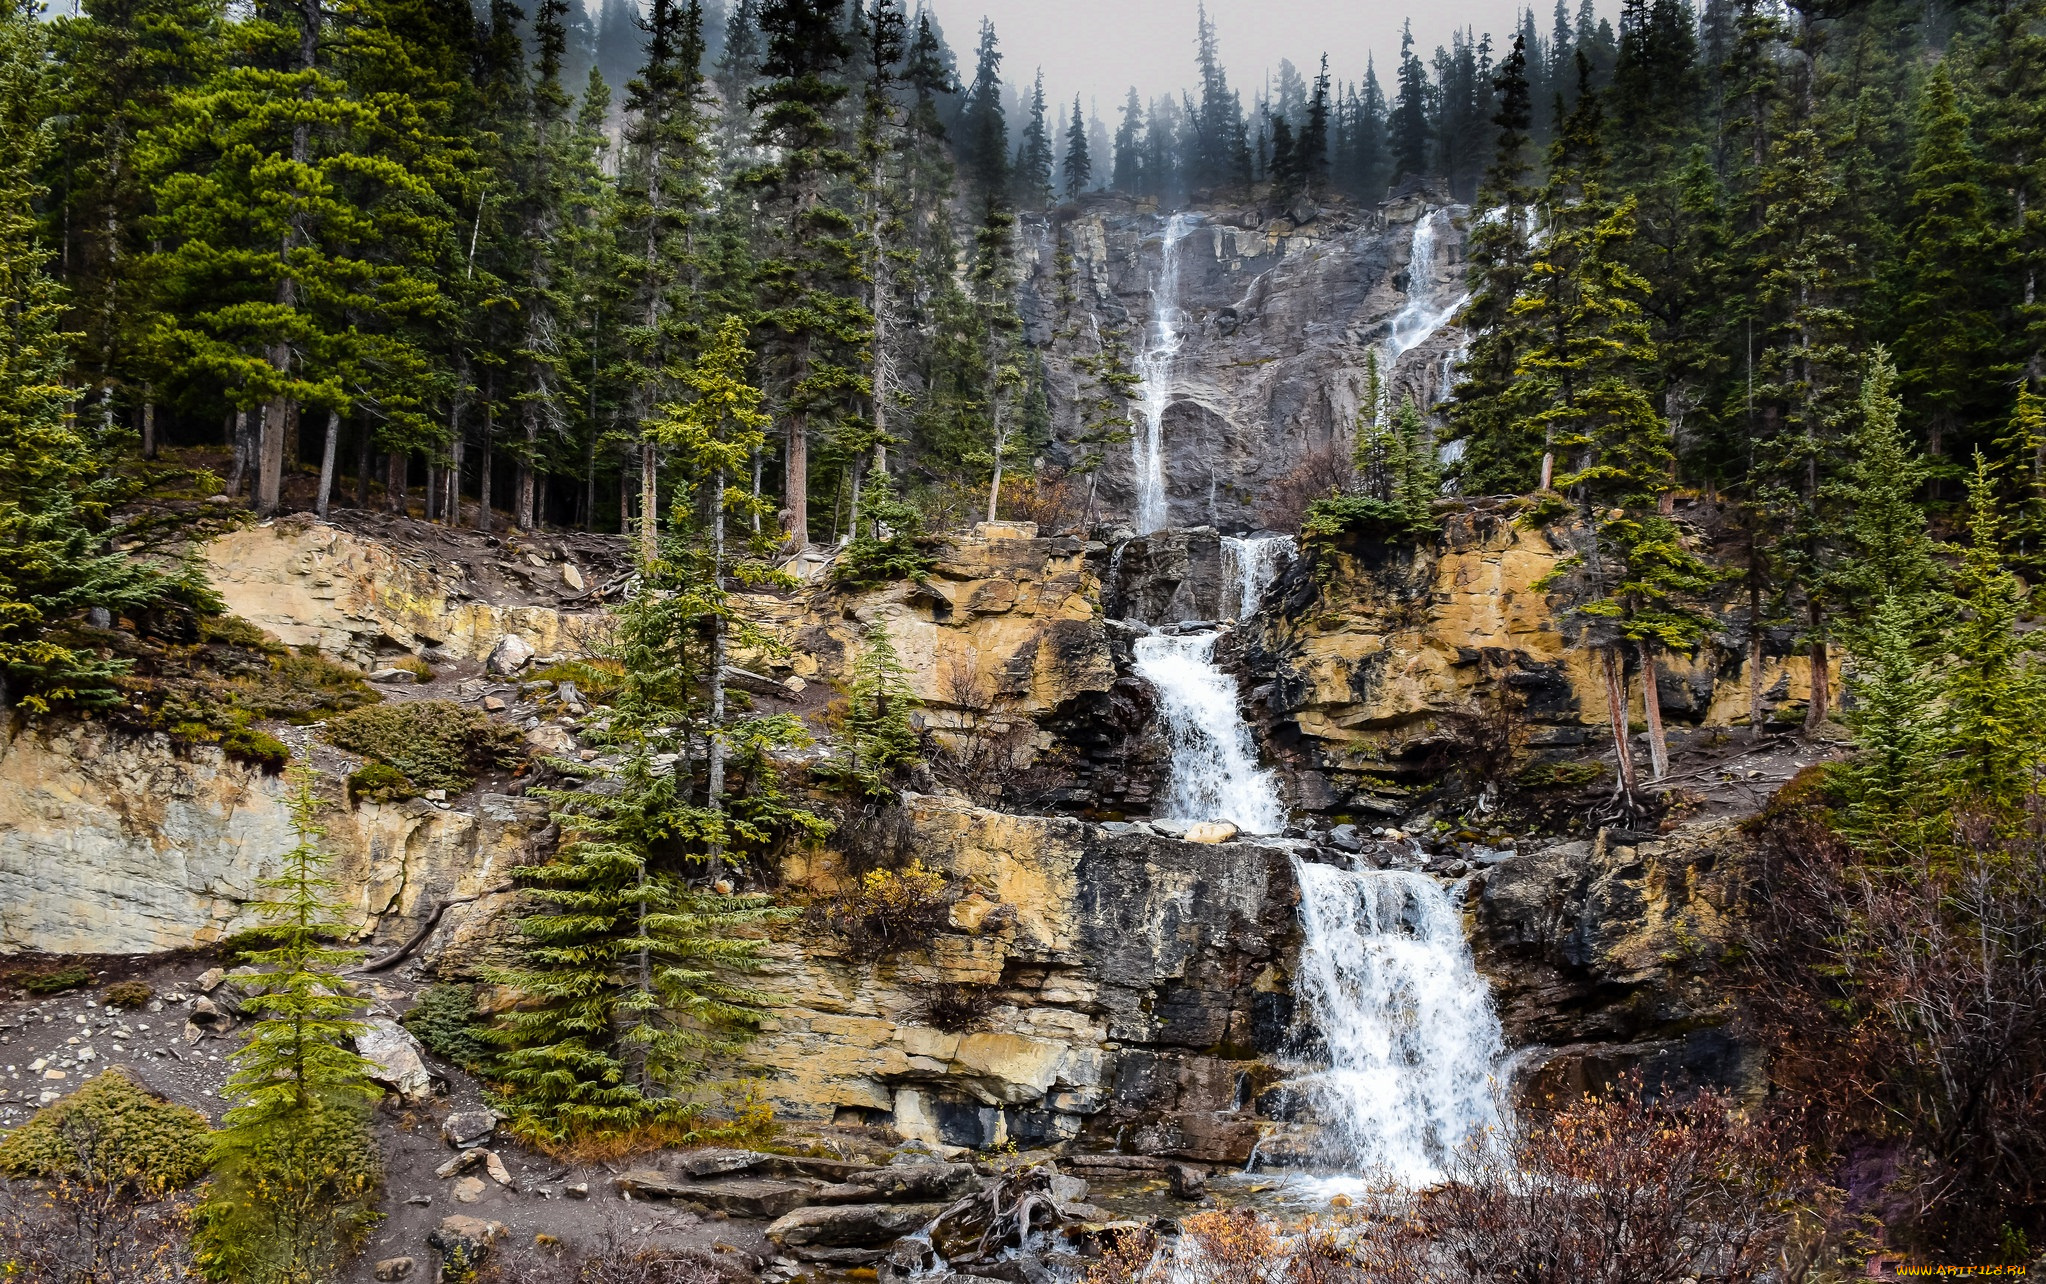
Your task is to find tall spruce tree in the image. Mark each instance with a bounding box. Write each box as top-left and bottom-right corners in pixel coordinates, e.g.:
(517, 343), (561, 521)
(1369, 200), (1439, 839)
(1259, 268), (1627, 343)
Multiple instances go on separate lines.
(1, 4), (204, 715)
(745, 0), (864, 552)
(1062, 93), (1092, 200)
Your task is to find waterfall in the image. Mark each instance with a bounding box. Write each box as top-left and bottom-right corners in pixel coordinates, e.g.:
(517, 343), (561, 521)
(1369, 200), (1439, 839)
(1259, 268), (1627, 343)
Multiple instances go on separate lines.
(1131, 631), (1286, 834)
(1376, 208), (1470, 424)
(1221, 535), (1296, 621)
(1132, 213), (1200, 534)
(1290, 858), (1505, 1183)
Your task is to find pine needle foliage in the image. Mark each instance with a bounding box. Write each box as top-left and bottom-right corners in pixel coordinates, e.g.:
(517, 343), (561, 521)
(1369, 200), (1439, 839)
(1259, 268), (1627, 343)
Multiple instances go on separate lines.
(0, 7), (206, 715)
(817, 619), (921, 797)
(192, 761), (383, 1284)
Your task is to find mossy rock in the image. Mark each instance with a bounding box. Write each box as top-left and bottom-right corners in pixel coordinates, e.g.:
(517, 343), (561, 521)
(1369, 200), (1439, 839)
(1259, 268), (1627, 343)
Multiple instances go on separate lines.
(326, 700), (526, 798)
(0, 1067), (212, 1191)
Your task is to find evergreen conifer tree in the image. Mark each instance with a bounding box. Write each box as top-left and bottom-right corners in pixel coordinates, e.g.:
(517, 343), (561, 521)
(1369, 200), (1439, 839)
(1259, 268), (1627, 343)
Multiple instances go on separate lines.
(1062, 94), (1092, 200)
(0, 6), (204, 715)
(193, 762), (383, 1284)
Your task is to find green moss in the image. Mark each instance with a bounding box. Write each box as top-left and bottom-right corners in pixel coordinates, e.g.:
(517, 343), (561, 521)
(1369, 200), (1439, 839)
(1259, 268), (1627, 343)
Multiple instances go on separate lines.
(103, 980), (154, 1009)
(218, 725), (291, 772)
(18, 965), (94, 994)
(347, 761), (415, 803)
(400, 984), (492, 1070)
(325, 700), (526, 798)
(0, 1067), (212, 1192)
(1513, 759), (1609, 791)
(529, 658), (624, 703)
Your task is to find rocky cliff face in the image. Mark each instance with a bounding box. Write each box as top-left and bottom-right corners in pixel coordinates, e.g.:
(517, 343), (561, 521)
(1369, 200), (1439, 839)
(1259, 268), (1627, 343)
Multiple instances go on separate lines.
(0, 722), (549, 955)
(733, 796), (1299, 1161)
(1235, 505), (1834, 818)
(1468, 821), (1763, 1101)
(1022, 196), (1467, 534)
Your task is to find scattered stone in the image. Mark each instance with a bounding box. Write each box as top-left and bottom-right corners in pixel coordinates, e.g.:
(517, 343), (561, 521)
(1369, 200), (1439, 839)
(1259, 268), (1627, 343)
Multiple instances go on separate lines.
(406, 1195), (432, 1206)
(451, 1176), (486, 1204)
(814, 1162), (978, 1205)
(1182, 820), (1239, 844)
(562, 1182), (589, 1199)
(765, 1203), (947, 1251)
(367, 668), (418, 684)
(1049, 1174), (1090, 1206)
(1168, 1164), (1208, 1200)
(520, 680), (555, 696)
(1328, 824), (1364, 852)
(561, 564), (584, 591)
(372, 1257), (415, 1281)
(354, 1018), (434, 1101)
(429, 1216), (506, 1274)
(422, 788), (446, 802)
(483, 1151), (512, 1186)
(434, 1149), (486, 1180)
(485, 634), (535, 676)
(194, 968), (225, 992)
(442, 1109), (497, 1148)
(1149, 818), (1193, 839)
(482, 695), (507, 712)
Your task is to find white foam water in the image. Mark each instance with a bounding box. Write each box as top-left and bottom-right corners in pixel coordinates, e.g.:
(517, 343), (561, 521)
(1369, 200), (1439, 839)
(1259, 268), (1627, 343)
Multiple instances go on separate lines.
(1132, 213), (1200, 534)
(1132, 631), (1286, 834)
(1376, 208), (1470, 425)
(1289, 857), (1505, 1184)
(1221, 534), (1296, 621)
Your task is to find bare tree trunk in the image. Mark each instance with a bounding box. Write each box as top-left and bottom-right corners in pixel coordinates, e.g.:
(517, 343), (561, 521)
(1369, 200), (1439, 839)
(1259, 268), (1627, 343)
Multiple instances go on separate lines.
(1639, 641), (1668, 783)
(640, 440), (659, 568)
(424, 462), (440, 521)
(257, 369), (290, 515)
(1602, 645), (1638, 798)
(354, 413), (372, 508)
(445, 388), (464, 527)
(1746, 560), (1765, 743)
(750, 448), (762, 534)
(619, 463), (632, 536)
(386, 448), (408, 515)
(1804, 623), (1830, 735)
(315, 409), (339, 519)
(707, 465), (729, 885)
(784, 410), (808, 549)
(141, 399), (156, 460)
(226, 409), (251, 498)
(475, 403), (494, 532)
(515, 402), (537, 530)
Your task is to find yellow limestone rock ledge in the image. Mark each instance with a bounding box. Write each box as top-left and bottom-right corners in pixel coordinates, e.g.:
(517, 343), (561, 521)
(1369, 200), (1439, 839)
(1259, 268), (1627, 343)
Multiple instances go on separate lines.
(0, 721), (547, 956)
(1267, 510), (1835, 764)
(203, 518), (612, 668)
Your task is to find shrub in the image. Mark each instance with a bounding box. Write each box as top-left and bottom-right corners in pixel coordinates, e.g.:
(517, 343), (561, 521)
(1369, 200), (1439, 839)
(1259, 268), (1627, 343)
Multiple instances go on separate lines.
(0, 1067), (212, 1192)
(218, 724), (291, 773)
(530, 659), (624, 703)
(909, 981), (1001, 1032)
(20, 964), (94, 994)
(190, 1099), (383, 1284)
(346, 760), (414, 803)
(400, 984), (492, 1070)
(809, 861), (953, 960)
(1347, 1080), (1839, 1284)
(325, 700), (526, 797)
(104, 980), (154, 1009)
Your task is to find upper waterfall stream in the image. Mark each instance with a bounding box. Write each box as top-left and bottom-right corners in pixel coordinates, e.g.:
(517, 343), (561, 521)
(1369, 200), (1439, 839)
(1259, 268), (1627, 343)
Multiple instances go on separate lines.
(1132, 213), (1199, 534)
(1131, 630), (1287, 835)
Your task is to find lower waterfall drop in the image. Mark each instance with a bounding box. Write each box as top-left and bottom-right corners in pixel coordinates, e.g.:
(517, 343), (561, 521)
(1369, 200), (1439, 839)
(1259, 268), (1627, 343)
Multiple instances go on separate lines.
(1131, 632), (1287, 835)
(1290, 857), (1505, 1184)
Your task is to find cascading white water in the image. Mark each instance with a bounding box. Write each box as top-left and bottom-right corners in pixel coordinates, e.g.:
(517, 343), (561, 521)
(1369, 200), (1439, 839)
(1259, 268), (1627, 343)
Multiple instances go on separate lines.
(1132, 631), (1287, 834)
(1290, 858), (1505, 1183)
(1132, 214), (1201, 534)
(1375, 208), (1471, 425)
(1220, 534), (1296, 621)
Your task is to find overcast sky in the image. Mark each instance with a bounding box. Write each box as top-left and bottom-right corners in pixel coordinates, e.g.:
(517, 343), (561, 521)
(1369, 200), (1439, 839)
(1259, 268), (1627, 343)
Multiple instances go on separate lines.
(928, 0), (1532, 121)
